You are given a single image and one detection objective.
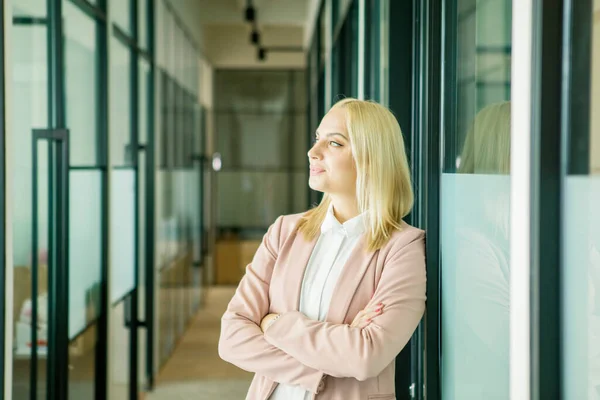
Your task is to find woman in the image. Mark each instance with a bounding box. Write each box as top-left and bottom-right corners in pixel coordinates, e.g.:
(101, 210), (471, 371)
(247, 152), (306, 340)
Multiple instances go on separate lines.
(218, 98), (426, 400)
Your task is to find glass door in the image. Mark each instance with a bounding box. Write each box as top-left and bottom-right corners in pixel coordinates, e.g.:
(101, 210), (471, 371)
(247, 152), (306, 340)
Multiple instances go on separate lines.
(10, 0), (108, 398)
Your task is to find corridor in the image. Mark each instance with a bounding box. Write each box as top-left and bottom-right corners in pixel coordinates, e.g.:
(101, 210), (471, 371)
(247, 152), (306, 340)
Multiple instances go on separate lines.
(147, 287), (251, 400)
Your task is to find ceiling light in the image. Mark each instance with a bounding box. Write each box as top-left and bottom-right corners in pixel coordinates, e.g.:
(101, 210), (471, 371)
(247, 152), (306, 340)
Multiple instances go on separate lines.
(245, 6), (255, 22)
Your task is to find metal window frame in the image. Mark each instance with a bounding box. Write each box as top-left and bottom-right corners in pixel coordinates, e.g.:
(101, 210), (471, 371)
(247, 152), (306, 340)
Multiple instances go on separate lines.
(0, 1), (6, 398)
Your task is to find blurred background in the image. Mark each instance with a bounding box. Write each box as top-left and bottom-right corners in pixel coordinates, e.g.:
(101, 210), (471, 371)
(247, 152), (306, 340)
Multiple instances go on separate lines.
(1, 0), (599, 399)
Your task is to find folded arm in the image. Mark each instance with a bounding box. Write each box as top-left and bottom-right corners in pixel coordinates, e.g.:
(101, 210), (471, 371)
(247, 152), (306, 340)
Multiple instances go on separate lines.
(218, 216), (324, 393)
(263, 230), (426, 381)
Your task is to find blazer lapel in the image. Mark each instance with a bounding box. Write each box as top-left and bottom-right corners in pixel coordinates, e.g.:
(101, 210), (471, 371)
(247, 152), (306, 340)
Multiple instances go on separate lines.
(325, 235), (376, 323)
(284, 231), (318, 311)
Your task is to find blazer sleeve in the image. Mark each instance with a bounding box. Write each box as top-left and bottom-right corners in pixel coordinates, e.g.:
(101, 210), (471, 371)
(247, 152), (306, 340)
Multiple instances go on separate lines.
(263, 229), (426, 381)
(218, 215), (325, 393)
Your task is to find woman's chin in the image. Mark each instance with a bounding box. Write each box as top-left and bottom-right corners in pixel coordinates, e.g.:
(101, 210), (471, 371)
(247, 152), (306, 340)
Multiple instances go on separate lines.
(308, 178), (326, 192)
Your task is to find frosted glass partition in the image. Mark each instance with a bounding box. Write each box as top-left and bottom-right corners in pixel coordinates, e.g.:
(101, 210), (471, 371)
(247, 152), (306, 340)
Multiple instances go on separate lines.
(440, 0), (511, 396)
(440, 174), (510, 399)
(562, 0), (600, 395)
(110, 169), (136, 302)
(562, 177), (600, 398)
(69, 171), (103, 338)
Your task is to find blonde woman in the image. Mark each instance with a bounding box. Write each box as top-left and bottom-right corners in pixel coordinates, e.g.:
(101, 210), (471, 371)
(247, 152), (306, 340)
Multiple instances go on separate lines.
(218, 99), (426, 400)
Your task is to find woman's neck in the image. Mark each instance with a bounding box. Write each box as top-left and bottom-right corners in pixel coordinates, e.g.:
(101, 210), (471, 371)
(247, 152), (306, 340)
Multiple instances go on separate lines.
(330, 196), (359, 224)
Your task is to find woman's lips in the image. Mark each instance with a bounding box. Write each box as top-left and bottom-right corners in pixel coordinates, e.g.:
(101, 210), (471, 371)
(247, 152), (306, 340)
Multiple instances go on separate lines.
(310, 166), (325, 176)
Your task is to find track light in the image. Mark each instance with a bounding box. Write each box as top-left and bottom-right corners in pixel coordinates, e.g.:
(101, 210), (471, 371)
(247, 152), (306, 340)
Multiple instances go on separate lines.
(258, 47), (266, 61)
(250, 30), (259, 44)
(245, 6), (255, 22)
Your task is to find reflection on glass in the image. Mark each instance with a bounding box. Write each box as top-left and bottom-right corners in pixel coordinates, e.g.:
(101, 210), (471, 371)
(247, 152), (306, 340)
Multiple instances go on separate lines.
(562, 0), (600, 397)
(64, 0), (99, 166)
(441, 0), (512, 398)
(68, 324), (97, 399)
(111, 39), (133, 166)
(13, 0), (46, 17)
(218, 172), (291, 228)
(139, 59), (150, 144)
(112, 0), (132, 36)
(11, 18), (49, 400)
(138, 0), (148, 49)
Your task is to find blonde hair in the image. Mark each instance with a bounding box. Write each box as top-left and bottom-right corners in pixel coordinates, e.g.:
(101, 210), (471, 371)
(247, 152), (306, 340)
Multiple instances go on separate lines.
(458, 101), (511, 174)
(297, 98), (414, 252)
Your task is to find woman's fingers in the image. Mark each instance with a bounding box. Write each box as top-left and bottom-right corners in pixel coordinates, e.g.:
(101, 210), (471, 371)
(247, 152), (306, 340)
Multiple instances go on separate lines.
(351, 303), (384, 328)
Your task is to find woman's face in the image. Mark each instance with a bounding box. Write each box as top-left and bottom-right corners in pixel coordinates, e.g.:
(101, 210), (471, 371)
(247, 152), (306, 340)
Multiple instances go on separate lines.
(308, 107), (357, 196)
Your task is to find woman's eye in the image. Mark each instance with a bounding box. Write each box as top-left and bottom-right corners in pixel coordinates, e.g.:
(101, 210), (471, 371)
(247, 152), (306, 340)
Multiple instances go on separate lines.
(330, 141), (342, 147)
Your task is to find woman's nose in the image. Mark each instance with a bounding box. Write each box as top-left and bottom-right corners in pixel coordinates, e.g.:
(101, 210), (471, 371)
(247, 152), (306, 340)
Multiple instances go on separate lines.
(308, 142), (322, 160)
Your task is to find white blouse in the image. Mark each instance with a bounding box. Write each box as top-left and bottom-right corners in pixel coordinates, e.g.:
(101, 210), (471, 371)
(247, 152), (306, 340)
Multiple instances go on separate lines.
(269, 206), (366, 400)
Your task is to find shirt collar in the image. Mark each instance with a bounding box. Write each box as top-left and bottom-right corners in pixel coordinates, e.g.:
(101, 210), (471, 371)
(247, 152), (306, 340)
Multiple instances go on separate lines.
(321, 204), (367, 237)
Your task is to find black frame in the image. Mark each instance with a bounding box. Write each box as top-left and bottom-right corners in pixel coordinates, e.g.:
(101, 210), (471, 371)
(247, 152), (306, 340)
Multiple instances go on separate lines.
(0, 0), (6, 398)
(529, 0), (568, 398)
(387, 0), (417, 398)
(31, 129), (70, 400)
(110, 0), (156, 396)
(363, 0), (382, 101)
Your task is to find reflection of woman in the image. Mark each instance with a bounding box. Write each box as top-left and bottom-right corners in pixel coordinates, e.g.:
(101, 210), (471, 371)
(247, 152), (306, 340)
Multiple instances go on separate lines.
(458, 101), (511, 174)
(450, 101), (511, 399)
(219, 99), (426, 399)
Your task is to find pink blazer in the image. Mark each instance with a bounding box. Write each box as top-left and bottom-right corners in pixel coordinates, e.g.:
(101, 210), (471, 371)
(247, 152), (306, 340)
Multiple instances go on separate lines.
(218, 212), (426, 400)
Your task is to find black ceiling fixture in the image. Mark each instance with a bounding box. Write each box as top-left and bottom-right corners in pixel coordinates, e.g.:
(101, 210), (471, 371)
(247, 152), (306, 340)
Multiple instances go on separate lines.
(245, 0), (256, 22)
(244, 0), (303, 62)
(258, 47), (267, 61)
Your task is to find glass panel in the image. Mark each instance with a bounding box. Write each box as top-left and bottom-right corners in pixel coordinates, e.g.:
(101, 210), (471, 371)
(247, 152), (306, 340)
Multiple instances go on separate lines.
(112, 0), (132, 36)
(64, 1), (99, 166)
(320, 4), (327, 68)
(138, 0), (148, 49)
(215, 70), (293, 113)
(68, 323), (97, 399)
(216, 112), (306, 170)
(440, 0), (512, 399)
(69, 171), (102, 336)
(293, 71), (307, 112)
(13, 0), (46, 17)
(11, 19), (48, 400)
(562, 0), (600, 398)
(293, 115), (308, 169)
(110, 169), (136, 302)
(139, 59), (150, 144)
(111, 38), (133, 167)
(217, 172), (291, 228)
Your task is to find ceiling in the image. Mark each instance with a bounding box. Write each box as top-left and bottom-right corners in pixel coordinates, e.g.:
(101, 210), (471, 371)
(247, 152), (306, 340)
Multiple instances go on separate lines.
(195, 0), (309, 27)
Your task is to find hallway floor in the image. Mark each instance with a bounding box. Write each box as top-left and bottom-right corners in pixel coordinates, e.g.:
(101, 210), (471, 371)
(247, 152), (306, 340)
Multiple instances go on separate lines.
(147, 286), (253, 400)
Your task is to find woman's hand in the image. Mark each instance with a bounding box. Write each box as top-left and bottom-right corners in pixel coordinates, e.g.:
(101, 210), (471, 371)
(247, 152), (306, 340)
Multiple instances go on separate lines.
(350, 303), (384, 328)
(260, 313), (280, 333)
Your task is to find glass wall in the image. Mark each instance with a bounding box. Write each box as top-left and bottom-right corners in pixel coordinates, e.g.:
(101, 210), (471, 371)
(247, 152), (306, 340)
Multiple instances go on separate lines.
(214, 70), (307, 229)
(563, 0), (600, 397)
(331, 0), (358, 102)
(213, 70), (307, 284)
(439, 1), (512, 398)
(154, 0), (203, 369)
(11, 0), (107, 398)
